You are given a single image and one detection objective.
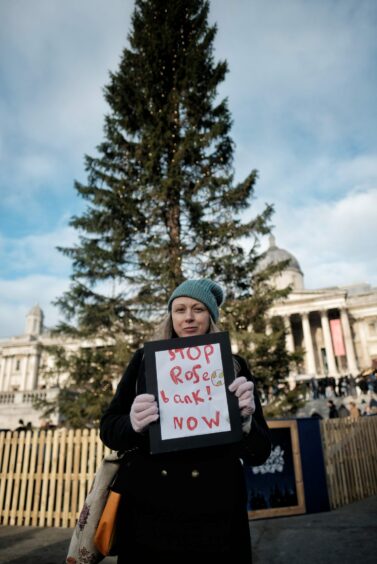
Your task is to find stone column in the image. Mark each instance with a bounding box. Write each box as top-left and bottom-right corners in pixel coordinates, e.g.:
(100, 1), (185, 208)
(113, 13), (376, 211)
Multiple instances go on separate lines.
(284, 315), (297, 384)
(357, 321), (371, 370)
(21, 356), (29, 391)
(3, 357), (12, 391)
(283, 315), (295, 353)
(301, 312), (316, 375)
(25, 347), (39, 390)
(340, 308), (359, 375)
(320, 310), (338, 376)
(29, 352), (40, 390)
(0, 356), (6, 391)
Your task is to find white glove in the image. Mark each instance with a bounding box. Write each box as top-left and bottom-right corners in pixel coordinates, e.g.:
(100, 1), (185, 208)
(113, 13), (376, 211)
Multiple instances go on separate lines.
(130, 393), (159, 433)
(228, 376), (256, 418)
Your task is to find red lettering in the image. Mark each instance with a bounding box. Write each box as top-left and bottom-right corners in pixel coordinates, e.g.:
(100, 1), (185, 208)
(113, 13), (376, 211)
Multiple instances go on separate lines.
(160, 390), (169, 403)
(192, 364), (201, 383)
(184, 364), (201, 384)
(169, 348), (185, 361)
(170, 365), (183, 384)
(185, 369), (194, 381)
(201, 411), (220, 428)
(169, 346), (213, 363)
(187, 347), (201, 360)
(173, 394), (185, 404)
(172, 414), (220, 432)
(204, 344), (214, 364)
(173, 416), (183, 430)
(172, 389), (204, 405)
(172, 365), (211, 385)
(187, 416), (198, 431)
(191, 389), (204, 405)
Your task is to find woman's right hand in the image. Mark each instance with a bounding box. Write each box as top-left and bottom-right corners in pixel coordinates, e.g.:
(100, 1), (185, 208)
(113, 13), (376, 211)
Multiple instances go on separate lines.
(130, 393), (159, 433)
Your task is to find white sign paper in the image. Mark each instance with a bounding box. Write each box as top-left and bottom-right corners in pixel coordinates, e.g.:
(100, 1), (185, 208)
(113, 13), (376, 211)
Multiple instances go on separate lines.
(155, 342), (231, 440)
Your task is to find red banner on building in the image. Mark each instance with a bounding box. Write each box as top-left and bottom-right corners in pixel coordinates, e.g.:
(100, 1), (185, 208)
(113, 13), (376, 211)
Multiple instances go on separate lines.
(330, 319), (346, 356)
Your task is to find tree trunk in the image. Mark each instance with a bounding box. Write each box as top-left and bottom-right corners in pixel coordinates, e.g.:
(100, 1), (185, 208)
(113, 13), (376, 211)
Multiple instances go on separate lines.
(166, 200), (183, 289)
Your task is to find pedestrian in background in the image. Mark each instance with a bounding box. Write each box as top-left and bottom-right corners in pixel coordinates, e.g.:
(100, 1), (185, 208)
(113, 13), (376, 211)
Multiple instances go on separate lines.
(349, 401), (360, 420)
(328, 400), (339, 419)
(338, 404), (350, 418)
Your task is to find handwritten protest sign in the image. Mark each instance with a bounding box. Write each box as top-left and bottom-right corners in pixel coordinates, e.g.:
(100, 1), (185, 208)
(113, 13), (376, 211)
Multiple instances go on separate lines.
(155, 341), (230, 439)
(145, 332), (242, 454)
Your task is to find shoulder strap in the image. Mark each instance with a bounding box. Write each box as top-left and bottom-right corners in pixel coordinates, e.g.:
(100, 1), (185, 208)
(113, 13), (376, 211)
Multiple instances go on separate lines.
(135, 352), (145, 395)
(232, 355), (242, 376)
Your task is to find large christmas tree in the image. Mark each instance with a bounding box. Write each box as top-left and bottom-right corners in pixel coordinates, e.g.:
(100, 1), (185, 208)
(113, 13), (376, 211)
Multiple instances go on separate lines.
(45, 0), (297, 427)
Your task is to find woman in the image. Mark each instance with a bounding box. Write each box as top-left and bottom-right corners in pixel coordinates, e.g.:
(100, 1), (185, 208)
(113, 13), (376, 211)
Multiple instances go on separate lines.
(100, 279), (271, 564)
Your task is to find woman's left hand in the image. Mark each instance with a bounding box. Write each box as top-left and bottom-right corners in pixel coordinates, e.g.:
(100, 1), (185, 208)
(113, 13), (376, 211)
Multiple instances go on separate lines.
(228, 376), (256, 417)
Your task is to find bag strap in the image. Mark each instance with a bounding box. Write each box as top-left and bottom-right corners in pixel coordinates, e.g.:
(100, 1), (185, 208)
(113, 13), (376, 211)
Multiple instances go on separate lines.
(233, 355), (242, 376)
(115, 351), (144, 460)
(135, 351), (145, 396)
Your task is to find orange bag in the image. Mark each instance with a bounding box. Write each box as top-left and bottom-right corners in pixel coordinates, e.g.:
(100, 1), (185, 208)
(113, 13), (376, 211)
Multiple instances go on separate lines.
(94, 490), (122, 556)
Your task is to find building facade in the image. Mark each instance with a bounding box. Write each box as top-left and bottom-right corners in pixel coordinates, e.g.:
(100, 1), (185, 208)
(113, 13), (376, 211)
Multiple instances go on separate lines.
(263, 237), (377, 384)
(0, 306), (75, 430)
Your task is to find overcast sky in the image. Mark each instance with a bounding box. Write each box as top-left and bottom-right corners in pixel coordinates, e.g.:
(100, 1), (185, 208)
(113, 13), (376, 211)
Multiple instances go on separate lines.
(1, 0), (376, 338)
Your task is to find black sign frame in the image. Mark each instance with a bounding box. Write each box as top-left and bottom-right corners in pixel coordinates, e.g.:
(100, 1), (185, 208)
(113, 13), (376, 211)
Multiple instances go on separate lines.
(144, 331), (242, 454)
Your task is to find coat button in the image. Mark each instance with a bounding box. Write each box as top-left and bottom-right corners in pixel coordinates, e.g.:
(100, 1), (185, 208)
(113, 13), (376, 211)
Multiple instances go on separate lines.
(191, 469), (200, 478)
(161, 469), (168, 477)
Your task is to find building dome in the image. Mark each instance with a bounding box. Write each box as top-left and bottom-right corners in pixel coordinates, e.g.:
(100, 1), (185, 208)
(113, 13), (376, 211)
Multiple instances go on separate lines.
(258, 235), (303, 274)
(257, 235), (304, 291)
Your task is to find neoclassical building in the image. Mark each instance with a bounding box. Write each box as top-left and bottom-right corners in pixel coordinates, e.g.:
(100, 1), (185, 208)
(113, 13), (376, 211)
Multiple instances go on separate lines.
(262, 236), (377, 383)
(0, 306), (76, 430)
(1, 239), (377, 428)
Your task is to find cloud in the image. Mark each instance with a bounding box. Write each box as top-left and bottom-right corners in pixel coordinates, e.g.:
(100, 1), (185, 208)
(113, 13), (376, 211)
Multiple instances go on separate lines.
(0, 274), (70, 338)
(211, 0), (377, 198)
(0, 222), (78, 336)
(214, 0), (377, 107)
(249, 151), (377, 211)
(0, 0), (134, 217)
(0, 223), (77, 278)
(272, 187), (377, 288)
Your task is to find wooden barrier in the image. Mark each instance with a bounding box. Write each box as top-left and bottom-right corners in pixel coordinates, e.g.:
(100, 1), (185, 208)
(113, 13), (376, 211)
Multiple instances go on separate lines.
(320, 416), (377, 508)
(0, 428), (110, 527)
(1, 416), (376, 527)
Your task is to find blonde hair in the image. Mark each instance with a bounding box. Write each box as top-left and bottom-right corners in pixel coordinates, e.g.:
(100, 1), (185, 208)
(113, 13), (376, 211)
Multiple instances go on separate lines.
(152, 314), (221, 341)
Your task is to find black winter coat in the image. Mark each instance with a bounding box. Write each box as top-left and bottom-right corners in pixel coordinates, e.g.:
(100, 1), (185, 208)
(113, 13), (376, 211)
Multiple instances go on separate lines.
(100, 348), (271, 564)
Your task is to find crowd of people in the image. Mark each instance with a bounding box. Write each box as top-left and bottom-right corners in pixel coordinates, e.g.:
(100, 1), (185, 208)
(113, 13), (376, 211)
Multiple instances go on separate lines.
(308, 374), (360, 399)
(258, 369), (377, 420)
(296, 371), (377, 401)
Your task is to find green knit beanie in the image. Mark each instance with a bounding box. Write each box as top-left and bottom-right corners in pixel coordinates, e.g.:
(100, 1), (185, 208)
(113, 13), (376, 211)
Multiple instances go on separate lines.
(168, 279), (224, 321)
